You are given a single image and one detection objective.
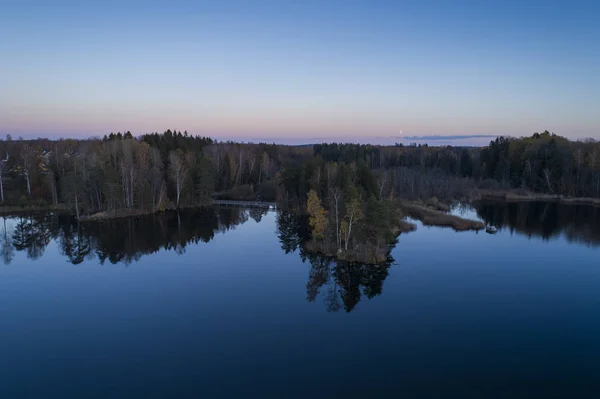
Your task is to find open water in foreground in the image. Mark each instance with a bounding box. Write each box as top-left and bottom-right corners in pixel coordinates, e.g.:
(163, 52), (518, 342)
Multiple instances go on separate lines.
(1, 202), (599, 397)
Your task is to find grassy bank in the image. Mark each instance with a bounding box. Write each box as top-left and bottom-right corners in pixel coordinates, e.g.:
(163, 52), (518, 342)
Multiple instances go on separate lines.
(421, 197), (452, 212)
(400, 202), (485, 231)
(11, 198), (272, 222)
(396, 220), (418, 234)
(78, 202), (220, 222)
(476, 189), (600, 207)
(77, 208), (159, 221)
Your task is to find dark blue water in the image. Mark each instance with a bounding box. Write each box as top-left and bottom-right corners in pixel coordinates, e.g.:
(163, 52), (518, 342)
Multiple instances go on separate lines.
(1, 204), (600, 398)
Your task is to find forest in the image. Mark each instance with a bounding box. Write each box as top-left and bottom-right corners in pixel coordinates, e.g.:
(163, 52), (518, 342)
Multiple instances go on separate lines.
(0, 129), (598, 262)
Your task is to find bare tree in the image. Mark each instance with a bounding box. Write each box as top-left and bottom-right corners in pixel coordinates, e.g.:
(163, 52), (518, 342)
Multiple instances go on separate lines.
(249, 155), (256, 184)
(61, 154), (86, 220)
(236, 146), (244, 185)
(574, 148), (583, 194)
(134, 142), (151, 208)
(341, 199), (363, 251)
(169, 150), (187, 207)
(543, 168), (553, 193)
(591, 147), (600, 196)
(120, 140), (136, 208)
(377, 170), (388, 199)
(45, 170), (58, 205)
(330, 187), (342, 250)
(19, 144), (37, 196)
(0, 154), (8, 202)
(150, 148), (166, 212)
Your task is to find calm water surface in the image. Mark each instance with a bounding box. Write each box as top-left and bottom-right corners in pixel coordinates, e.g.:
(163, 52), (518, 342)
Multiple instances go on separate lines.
(1, 203), (600, 398)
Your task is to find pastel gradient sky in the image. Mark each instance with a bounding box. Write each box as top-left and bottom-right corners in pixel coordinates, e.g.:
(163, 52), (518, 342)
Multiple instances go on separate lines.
(1, 0), (599, 143)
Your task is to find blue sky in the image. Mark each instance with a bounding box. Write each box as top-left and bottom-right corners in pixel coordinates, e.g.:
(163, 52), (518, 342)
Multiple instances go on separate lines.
(1, 0), (599, 143)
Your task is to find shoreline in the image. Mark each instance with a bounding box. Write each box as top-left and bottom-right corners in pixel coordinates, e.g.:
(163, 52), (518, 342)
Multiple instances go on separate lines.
(77, 208), (160, 222)
(0, 199), (274, 222)
(4, 191), (600, 223)
(77, 200), (276, 222)
(400, 202), (485, 231)
(0, 204), (67, 215)
(475, 190), (600, 207)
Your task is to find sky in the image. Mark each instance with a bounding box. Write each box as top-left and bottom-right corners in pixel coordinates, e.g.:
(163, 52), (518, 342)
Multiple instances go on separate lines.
(1, 0), (599, 144)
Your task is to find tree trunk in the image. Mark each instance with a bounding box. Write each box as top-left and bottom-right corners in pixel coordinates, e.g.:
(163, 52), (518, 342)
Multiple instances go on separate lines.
(334, 195), (340, 249)
(95, 187), (101, 210)
(544, 168), (553, 193)
(52, 181), (58, 205)
(25, 172), (31, 196)
(74, 190), (80, 220)
(344, 216), (354, 251)
(130, 170), (135, 208)
(237, 150), (243, 185)
(122, 175), (127, 207)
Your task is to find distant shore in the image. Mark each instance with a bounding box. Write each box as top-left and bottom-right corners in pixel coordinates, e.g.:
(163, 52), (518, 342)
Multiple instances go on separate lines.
(475, 190), (600, 207)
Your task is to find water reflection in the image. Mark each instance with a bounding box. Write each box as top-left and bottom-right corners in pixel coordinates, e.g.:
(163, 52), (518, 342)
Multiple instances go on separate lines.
(277, 211), (393, 312)
(3, 202), (599, 312)
(304, 253), (391, 312)
(0, 207), (265, 266)
(474, 201), (600, 246)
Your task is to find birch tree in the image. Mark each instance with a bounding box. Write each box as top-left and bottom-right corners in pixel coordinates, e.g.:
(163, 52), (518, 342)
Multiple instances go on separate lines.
(150, 148), (166, 211)
(341, 198), (363, 250)
(330, 187), (342, 249)
(20, 144), (37, 197)
(169, 150), (187, 207)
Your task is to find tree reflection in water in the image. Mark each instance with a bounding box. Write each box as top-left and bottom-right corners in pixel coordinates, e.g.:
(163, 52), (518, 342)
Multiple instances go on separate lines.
(304, 252), (392, 313)
(3, 202), (600, 312)
(0, 207), (263, 266)
(277, 210), (393, 312)
(474, 201), (600, 246)
(1, 217), (14, 265)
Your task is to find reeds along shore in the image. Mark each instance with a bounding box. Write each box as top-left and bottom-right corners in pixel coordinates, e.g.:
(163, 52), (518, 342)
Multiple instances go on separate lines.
(400, 202), (485, 232)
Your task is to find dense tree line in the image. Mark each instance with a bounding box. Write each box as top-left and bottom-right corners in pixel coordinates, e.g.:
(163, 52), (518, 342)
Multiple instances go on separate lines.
(1, 130), (598, 217)
(0, 131), (283, 217)
(479, 132), (600, 197)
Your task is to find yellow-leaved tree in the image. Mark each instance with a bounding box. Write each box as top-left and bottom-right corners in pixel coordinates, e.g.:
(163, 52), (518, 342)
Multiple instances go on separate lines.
(307, 189), (328, 240)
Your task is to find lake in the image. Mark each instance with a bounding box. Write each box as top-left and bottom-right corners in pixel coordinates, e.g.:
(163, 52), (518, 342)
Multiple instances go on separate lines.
(1, 202), (600, 397)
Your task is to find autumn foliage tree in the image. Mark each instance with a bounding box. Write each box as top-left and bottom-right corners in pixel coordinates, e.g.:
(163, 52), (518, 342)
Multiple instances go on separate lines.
(307, 189), (328, 240)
